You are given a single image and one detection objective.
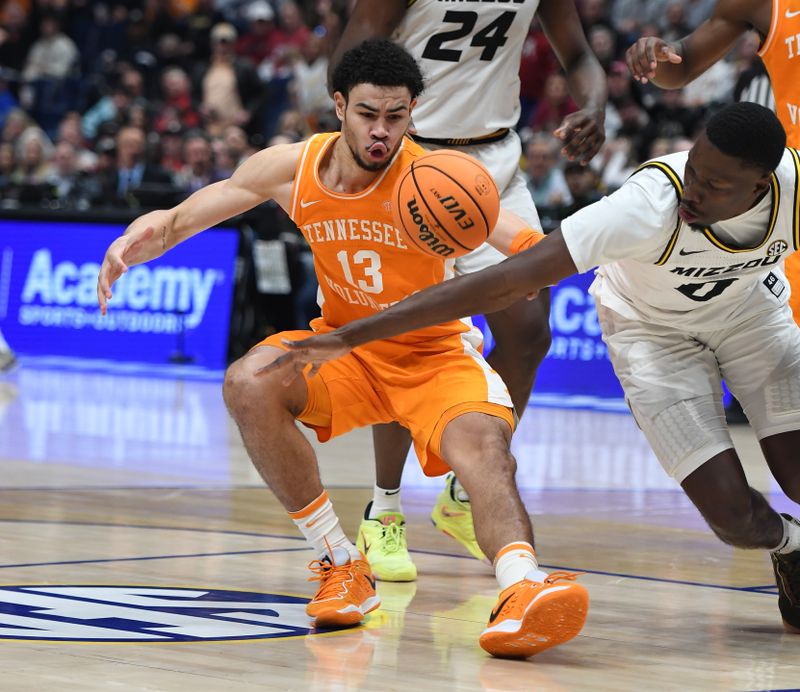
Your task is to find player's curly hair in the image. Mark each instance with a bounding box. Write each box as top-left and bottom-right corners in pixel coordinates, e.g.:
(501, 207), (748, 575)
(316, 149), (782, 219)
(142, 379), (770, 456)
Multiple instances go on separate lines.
(706, 102), (786, 173)
(331, 39), (425, 101)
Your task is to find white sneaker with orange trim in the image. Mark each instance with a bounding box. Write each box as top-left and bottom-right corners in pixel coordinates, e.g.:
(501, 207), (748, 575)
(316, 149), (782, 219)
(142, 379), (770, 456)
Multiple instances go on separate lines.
(479, 572), (589, 658)
(306, 547), (381, 629)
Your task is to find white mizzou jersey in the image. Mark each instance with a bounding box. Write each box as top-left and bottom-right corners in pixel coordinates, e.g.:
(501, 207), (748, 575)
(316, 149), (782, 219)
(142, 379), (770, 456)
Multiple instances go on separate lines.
(561, 149), (800, 330)
(392, 0), (540, 139)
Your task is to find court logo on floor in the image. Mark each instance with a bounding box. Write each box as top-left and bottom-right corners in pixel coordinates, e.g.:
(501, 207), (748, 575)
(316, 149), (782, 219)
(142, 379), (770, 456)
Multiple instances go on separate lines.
(0, 586), (317, 642)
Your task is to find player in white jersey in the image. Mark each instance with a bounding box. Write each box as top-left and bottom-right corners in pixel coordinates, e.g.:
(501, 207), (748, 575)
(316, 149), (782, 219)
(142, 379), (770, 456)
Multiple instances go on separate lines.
(266, 103), (800, 633)
(330, 0), (607, 581)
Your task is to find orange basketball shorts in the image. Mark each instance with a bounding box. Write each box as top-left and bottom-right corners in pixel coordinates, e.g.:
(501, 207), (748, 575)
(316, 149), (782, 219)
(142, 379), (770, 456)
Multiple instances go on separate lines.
(257, 329), (515, 477)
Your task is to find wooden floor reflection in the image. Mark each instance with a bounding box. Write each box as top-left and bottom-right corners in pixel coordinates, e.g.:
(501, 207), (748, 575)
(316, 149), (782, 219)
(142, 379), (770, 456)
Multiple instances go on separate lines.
(0, 366), (797, 690)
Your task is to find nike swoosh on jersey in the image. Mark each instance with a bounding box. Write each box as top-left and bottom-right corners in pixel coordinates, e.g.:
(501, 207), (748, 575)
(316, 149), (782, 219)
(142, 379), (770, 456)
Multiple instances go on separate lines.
(787, 8), (800, 17)
(300, 199), (321, 208)
(678, 248), (707, 256)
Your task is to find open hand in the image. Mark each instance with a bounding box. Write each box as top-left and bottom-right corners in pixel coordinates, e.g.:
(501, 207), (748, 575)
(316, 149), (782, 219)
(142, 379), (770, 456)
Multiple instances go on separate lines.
(256, 332), (352, 385)
(625, 37), (682, 84)
(96, 226), (155, 315)
(553, 108), (605, 164)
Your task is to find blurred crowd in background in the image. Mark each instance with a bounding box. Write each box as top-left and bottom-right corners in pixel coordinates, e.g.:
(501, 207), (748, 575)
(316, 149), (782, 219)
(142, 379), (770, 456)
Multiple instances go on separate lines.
(0, 0), (774, 222)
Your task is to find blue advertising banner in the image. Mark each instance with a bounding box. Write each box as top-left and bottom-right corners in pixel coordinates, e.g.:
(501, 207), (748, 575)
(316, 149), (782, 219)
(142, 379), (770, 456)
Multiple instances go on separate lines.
(0, 220), (238, 370)
(474, 270), (625, 408)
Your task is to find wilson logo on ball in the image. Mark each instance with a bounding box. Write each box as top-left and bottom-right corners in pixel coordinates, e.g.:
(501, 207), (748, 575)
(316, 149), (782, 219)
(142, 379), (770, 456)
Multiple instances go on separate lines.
(406, 196), (456, 257)
(393, 149), (500, 259)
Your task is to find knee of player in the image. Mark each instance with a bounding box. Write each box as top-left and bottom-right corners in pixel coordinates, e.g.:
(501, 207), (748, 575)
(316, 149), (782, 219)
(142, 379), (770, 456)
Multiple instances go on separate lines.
(475, 437), (517, 478)
(223, 357), (283, 417)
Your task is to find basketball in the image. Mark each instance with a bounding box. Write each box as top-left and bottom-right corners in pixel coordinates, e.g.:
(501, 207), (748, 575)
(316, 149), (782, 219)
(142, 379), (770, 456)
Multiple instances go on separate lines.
(392, 150), (500, 258)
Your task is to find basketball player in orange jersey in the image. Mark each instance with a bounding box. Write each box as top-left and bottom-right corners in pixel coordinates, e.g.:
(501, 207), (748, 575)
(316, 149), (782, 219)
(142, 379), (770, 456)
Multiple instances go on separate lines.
(96, 40), (588, 659)
(330, 0), (607, 580)
(625, 0), (800, 326)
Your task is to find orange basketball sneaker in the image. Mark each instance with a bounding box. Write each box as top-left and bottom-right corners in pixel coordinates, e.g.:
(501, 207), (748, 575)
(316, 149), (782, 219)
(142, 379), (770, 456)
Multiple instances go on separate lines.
(306, 547), (381, 629)
(479, 572), (589, 658)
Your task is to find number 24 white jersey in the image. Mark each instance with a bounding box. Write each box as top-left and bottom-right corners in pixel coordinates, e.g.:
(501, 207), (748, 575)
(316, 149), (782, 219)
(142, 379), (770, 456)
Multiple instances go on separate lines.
(392, 0), (540, 139)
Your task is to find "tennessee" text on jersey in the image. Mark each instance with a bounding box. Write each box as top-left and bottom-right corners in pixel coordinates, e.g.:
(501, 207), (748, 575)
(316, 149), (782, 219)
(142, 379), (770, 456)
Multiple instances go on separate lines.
(300, 218), (409, 249)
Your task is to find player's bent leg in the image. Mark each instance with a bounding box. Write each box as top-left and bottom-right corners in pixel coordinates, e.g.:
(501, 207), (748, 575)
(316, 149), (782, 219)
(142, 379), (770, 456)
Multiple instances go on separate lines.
(760, 431), (800, 505)
(223, 345), (323, 510)
(439, 411), (588, 658)
(681, 451), (784, 549)
(224, 345), (379, 628)
(759, 431), (800, 633)
(429, 291), (551, 562)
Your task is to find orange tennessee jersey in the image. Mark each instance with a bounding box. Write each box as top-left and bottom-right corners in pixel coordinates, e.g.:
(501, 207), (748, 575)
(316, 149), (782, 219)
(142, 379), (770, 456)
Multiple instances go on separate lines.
(760, 0), (800, 147)
(289, 132), (471, 345)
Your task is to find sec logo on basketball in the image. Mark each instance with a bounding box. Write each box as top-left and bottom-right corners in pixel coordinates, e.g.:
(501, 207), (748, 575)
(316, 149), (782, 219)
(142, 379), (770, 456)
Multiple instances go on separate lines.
(0, 586), (318, 642)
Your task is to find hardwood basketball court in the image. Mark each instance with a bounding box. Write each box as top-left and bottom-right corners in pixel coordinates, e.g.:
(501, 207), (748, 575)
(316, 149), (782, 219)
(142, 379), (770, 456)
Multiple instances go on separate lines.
(0, 364), (797, 690)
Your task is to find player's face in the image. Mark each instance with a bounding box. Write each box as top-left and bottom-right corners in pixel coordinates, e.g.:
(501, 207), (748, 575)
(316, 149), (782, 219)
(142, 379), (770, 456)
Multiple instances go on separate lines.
(678, 132), (772, 228)
(336, 83), (414, 172)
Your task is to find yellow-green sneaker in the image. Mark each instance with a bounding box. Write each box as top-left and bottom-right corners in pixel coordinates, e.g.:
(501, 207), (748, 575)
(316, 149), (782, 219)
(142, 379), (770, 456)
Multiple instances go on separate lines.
(431, 473), (488, 563)
(356, 503), (417, 582)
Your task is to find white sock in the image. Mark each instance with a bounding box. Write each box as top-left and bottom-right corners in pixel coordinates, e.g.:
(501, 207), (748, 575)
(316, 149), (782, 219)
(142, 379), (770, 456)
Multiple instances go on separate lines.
(772, 514), (800, 555)
(494, 541), (548, 590)
(369, 485), (402, 517)
(452, 476), (469, 503)
(289, 491), (361, 562)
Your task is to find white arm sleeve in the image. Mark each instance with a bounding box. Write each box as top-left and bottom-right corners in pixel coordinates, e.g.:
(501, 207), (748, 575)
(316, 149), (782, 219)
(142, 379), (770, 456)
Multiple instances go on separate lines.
(560, 168), (680, 273)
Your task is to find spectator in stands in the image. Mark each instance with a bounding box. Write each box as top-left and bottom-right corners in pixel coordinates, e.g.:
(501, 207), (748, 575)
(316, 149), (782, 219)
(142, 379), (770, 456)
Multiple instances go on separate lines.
(222, 124), (256, 167)
(642, 88), (704, 158)
(659, 2), (692, 43)
(210, 135), (236, 178)
(159, 122), (186, 173)
(101, 125), (174, 207)
(588, 25), (617, 73)
(288, 28), (333, 126)
(562, 160), (604, 214)
(610, 0), (666, 38)
(81, 83), (132, 140)
(273, 1), (311, 68)
(22, 13), (79, 81)
(734, 31), (775, 111)
(55, 112), (98, 173)
(46, 141), (102, 209)
(0, 142), (15, 189)
(524, 133), (572, 209)
(518, 20), (559, 131)
(175, 130), (225, 195)
(235, 1), (279, 70)
(528, 73), (578, 134)
(0, 2), (32, 74)
(195, 22), (264, 136)
(0, 70), (18, 132)
(11, 128), (51, 186)
(184, 0), (224, 63)
(155, 66), (200, 133)
(683, 0), (716, 30)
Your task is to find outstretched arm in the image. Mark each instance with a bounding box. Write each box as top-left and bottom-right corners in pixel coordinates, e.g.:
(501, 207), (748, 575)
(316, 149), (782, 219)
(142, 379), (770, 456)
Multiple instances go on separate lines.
(537, 0), (607, 163)
(626, 0), (751, 86)
(97, 142), (301, 314)
(261, 231), (576, 382)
